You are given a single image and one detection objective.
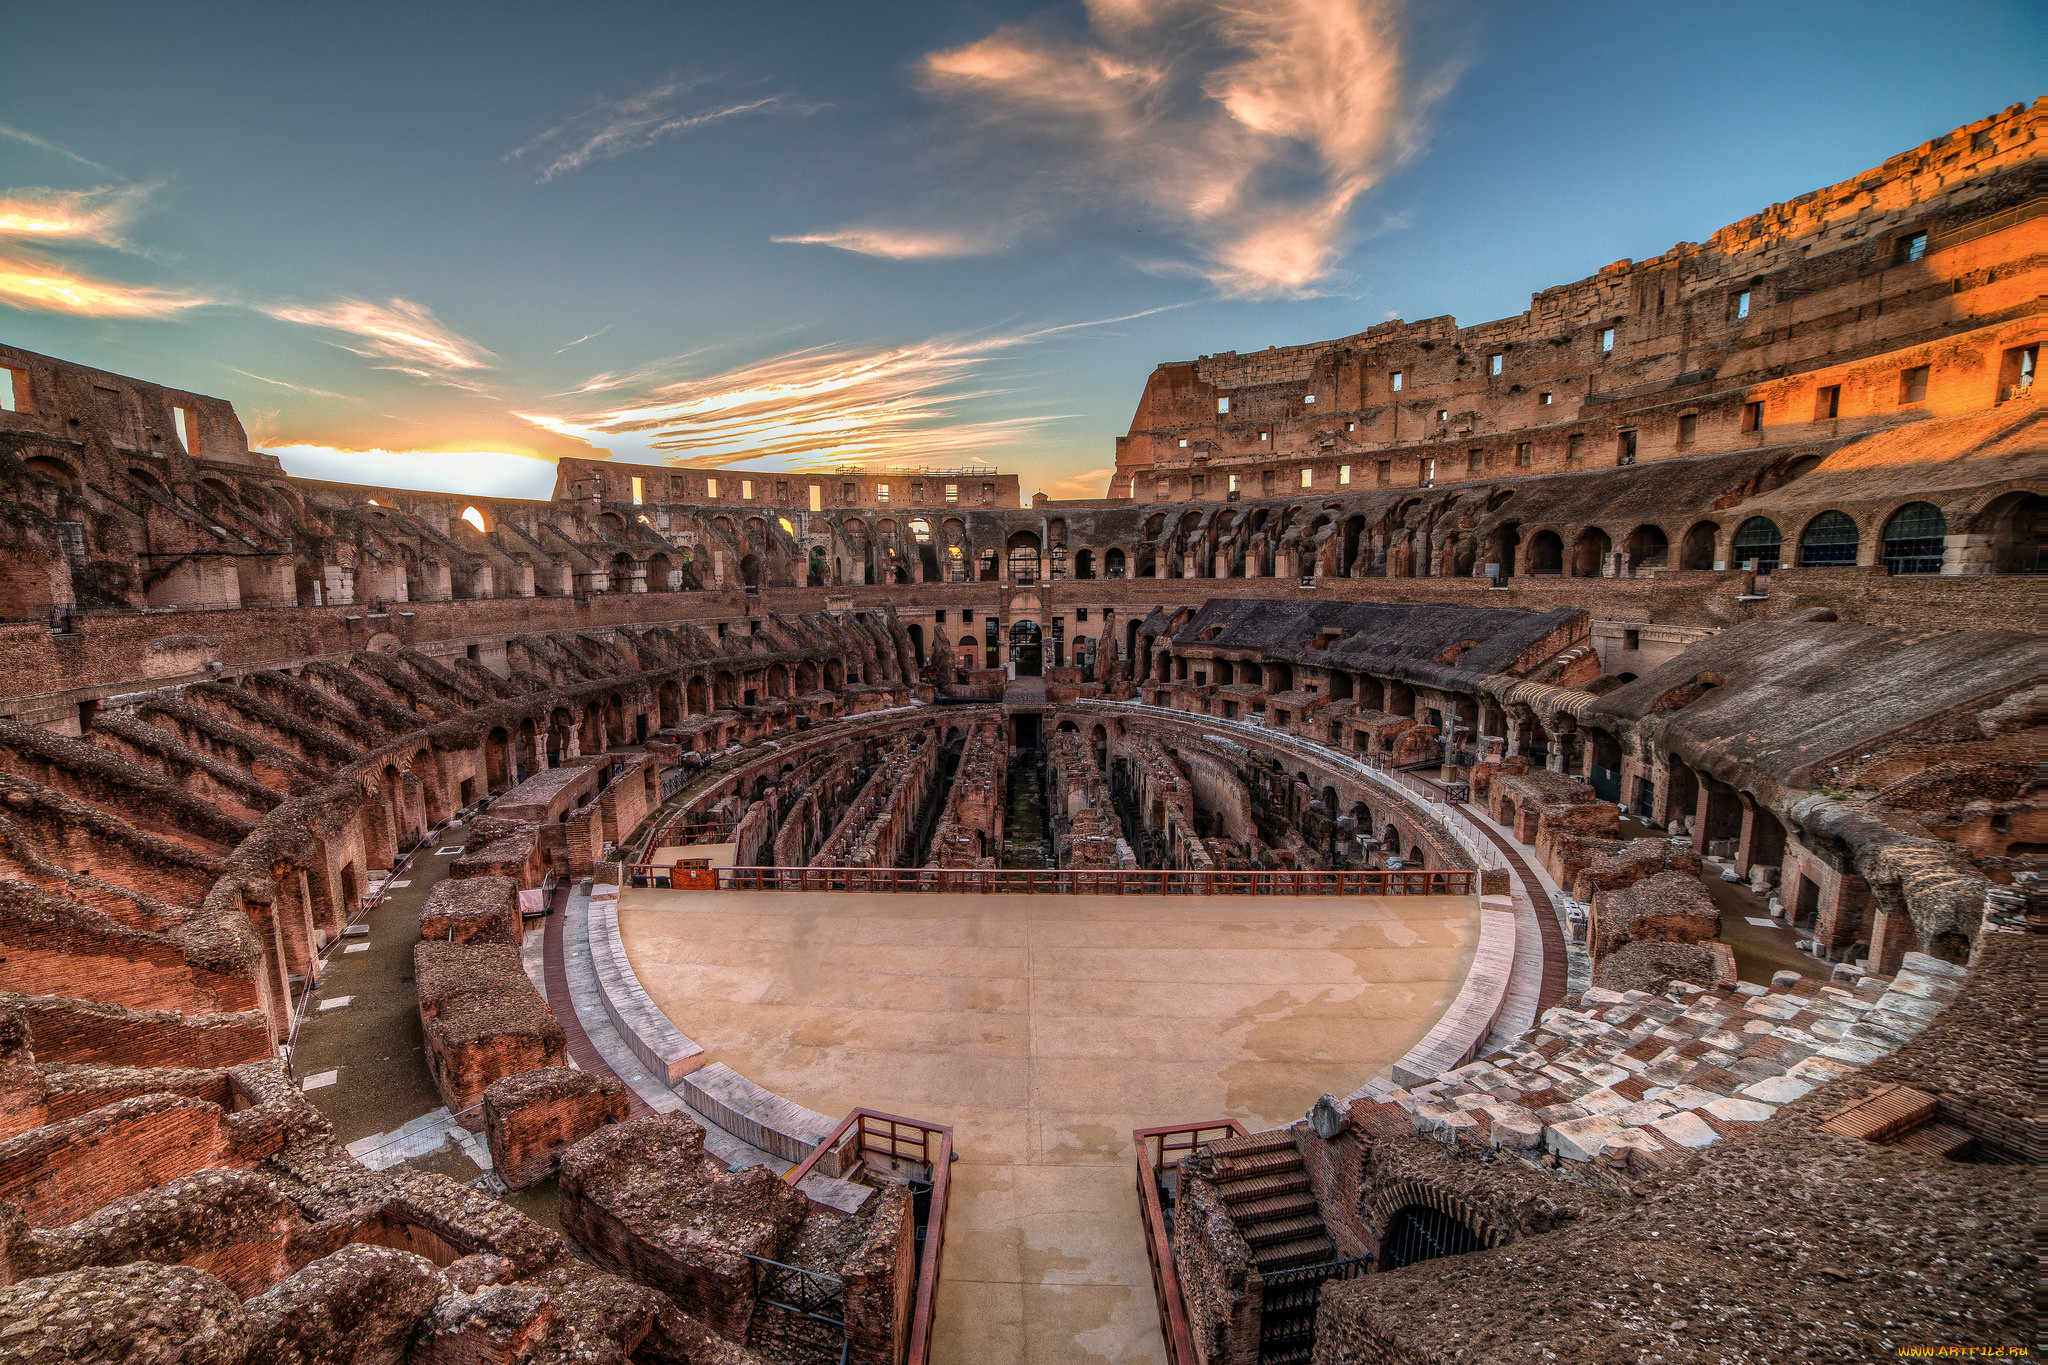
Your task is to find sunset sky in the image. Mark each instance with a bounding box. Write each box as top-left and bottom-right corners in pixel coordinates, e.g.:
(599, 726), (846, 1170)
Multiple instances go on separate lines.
(1, 1), (2031, 501)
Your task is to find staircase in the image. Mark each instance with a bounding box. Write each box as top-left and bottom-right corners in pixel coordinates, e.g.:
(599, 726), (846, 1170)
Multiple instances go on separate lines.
(1206, 1131), (1333, 1273)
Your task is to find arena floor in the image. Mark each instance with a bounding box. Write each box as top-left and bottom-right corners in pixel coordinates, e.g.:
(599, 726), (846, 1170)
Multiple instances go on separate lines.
(617, 887), (1480, 1364)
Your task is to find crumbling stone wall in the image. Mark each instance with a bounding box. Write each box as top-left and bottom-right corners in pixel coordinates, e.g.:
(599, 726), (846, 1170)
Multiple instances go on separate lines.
(482, 1066), (628, 1191)
(925, 720), (1006, 868)
(1587, 869), (1722, 965)
(414, 942), (566, 1129)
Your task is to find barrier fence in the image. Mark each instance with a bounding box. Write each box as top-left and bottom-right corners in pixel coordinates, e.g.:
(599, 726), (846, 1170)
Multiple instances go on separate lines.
(1133, 1121), (1249, 1365)
(783, 1108), (954, 1365)
(627, 865), (1476, 895)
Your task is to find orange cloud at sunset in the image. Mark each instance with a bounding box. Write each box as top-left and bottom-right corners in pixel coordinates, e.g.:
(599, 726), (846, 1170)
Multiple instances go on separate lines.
(0, 249), (209, 317)
(263, 297), (496, 373)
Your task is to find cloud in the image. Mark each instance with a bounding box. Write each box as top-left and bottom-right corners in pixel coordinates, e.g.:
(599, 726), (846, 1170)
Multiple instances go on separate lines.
(228, 368), (357, 400)
(0, 185), (151, 246)
(264, 297), (495, 372)
(555, 323), (613, 352)
(772, 228), (989, 260)
(814, 0), (1456, 298)
(0, 249), (210, 317)
(0, 122), (115, 175)
(515, 325), (1096, 471)
(509, 80), (802, 182)
(269, 444), (559, 499)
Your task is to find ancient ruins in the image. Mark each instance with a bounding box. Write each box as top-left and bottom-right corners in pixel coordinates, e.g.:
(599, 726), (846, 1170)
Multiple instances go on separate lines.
(0, 101), (2034, 1363)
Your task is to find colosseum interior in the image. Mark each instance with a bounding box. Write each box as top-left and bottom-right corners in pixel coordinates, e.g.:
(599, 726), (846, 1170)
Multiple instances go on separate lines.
(0, 101), (2036, 1365)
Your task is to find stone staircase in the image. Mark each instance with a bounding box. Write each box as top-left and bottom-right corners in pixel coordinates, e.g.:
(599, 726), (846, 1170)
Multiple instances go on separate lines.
(1207, 1130), (1336, 1272)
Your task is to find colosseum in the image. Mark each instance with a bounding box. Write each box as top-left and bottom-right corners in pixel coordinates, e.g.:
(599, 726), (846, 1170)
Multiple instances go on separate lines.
(0, 101), (2035, 1364)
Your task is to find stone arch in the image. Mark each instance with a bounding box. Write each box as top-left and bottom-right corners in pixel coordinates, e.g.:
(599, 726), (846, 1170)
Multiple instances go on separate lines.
(1623, 523), (1669, 569)
(1880, 501), (1946, 575)
(1570, 526), (1612, 577)
(1525, 529), (1563, 574)
(1367, 1179), (1507, 1269)
(1678, 519), (1718, 570)
(1969, 490), (2044, 574)
(1731, 516), (1783, 573)
(1796, 510), (1859, 567)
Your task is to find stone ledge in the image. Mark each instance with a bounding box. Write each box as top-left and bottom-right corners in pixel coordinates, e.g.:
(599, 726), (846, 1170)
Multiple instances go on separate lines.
(1383, 897), (1518, 1090)
(677, 1062), (838, 1167)
(584, 888), (704, 1085)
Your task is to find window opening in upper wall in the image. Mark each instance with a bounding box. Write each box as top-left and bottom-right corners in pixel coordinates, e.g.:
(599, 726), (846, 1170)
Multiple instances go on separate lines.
(1899, 366), (1930, 404)
(0, 367), (24, 412)
(1538, 391), (1553, 405)
(1814, 386), (1840, 421)
(1217, 396), (1231, 414)
(1894, 231), (1928, 264)
(1303, 394), (1315, 404)
(1488, 353), (1503, 376)
(1300, 468), (1312, 487)
(1732, 291), (1750, 320)
(1599, 327), (1615, 353)
(1339, 465), (1351, 485)
(810, 484), (823, 511)
(1390, 371), (1404, 392)
(631, 476), (644, 505)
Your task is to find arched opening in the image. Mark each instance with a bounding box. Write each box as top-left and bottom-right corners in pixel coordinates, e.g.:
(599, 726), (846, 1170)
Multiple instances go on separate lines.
(907, 624), (926, 667)
(24, 456), (81, 490)
(657, 681), (680, 728)
(1007, 532), (1041, 584)
(740, 554), (762, 587)
(1074, 548), (1095, 579)
(1381, 1203), (1485, 1269)
(1624, 524), (1668, 570)
(1525, 530), (1563, 574)
(1678, 520), (1718, 570)
(608, 553), (634, 592)
(484, 727), (511, 792)
(1731, 517), (1783, 574)
(1797, 510), (1859, 567)
(808, 546), (826, 586)
(1105, 547), (1126, 579)
(1570, 526), (1612, 577)
(645, 552), (672, 592)
(1881, 502), (1946, 574)
(460, 505), (488, 533)
(1974, 491), (2044, 574)
(1010, 620), (1043, 676)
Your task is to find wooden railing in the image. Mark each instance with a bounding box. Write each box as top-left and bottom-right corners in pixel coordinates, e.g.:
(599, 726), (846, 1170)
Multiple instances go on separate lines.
(650, 819), (735, 845)
(785, 1108), (954, 1365)
(1133, 1120), (1248, 1365)
(706, 866), (1474, 896)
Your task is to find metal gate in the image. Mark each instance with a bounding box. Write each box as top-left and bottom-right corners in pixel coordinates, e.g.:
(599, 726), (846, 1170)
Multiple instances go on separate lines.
(1588, 764), (1621, 803)
(1381, 1204), (1484, 1270)
(1258, 1256), (1370, 1362)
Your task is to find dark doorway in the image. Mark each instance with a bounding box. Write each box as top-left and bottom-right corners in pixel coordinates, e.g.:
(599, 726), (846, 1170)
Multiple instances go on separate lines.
(1010, 619), (1043, 676)
(1381, 1204), (1484, 1270)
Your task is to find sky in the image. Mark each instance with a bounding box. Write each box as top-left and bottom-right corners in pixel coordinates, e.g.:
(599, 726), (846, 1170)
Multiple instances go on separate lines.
(0, 1), (2034, 502)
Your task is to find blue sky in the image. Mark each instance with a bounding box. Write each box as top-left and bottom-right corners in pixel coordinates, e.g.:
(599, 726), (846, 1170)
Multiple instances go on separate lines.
(0, 1), (2033, 500)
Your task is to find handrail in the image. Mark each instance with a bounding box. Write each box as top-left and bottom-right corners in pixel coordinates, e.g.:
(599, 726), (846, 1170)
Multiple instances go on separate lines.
(673, 866), (1476, 896)
(783, 1107), (955, 1365)
(1132, 1120), (1248, 1365)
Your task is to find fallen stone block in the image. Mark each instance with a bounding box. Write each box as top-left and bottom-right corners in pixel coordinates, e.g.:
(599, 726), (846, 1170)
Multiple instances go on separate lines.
(1650, 1110), (1720, 1149)
(1546, 1114), (1623, 1162)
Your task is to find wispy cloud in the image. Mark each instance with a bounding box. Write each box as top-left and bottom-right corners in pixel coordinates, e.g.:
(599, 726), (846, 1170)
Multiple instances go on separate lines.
(0, 122), (116, 175)
(772, 227), (989, 260)
(555, 323), (613, 352)
(263, 297), (495, 372)
(799, 0), (1458, 298)
(228, 368), (358, 400)
(0, 185), (151, 246)
(509, 80), (804, 182)
(0, 249), (210, 317)
(516, 320), (1122, 470)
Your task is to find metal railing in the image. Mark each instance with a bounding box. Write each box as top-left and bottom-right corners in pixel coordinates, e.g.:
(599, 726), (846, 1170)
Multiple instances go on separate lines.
(1133, 1120), (1249, 1365)
(700, 866), (1476, 896)
(746, 1254), (847, 1325)
(1259, 1256), (1373, 1361)
(783, 1108), (954, 1365)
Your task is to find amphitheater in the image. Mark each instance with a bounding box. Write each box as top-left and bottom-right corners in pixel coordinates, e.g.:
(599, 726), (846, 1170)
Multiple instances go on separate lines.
(0, 102), (2035, 1364)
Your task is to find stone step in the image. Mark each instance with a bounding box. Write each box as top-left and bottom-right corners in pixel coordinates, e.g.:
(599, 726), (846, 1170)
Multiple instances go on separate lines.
(1890, 1120), (1974, 1159)
(1206, 1129), (1297, 1161)
(1253, 1234), (1336, 1272)
(1213, 1149), (1305, 1183)
(1240, 1212), (1327, 1247)
(1229, 1191), (1319, 1224)
(1218, 1170), (1311, 1205)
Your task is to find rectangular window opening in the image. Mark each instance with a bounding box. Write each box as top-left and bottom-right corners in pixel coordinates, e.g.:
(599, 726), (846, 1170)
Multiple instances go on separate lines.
(1217, 396), (1231, 414)
(0, 368), (23, 413)
(1624, 628), (1641, 651)
(1677, 413), (1698, 446)
(707, 477), (720, 499)
(1538, 391), (1553, 405)
(1390, 371), (1404, 392)
(172, 404), (198, 455)
(809, 484), (823, 512)
(1303, 394), (1316, 404)
(1743, 401), (1766, 432)
(1227, 473), (1239, 494)
(1467, 448), (1483, 472)
(1899, 366), (1929, 404)
(1894, 231), (1928, 264)
(945, 483), (958, 503)
(1814, 386), (1840, 421)
(1300, 468), (1312, 487)
(1617, 429), (1638, 465)
(630, 476), (644, 506)
(1488, 353), (1503, 377)
(877, 483), (890, 504)
(1599, 327), (1615, 353)
(1339, 464), (1351, 485)
(1375, 460), (1392, 486)
(1733, 291), (1751, 320)
(1516, 442), (1532, 467)
(741, 479), (754, 500)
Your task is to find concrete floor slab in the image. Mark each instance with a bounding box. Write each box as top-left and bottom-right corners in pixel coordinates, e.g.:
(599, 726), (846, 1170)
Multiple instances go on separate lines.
(618, 888), (1478, 1364)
